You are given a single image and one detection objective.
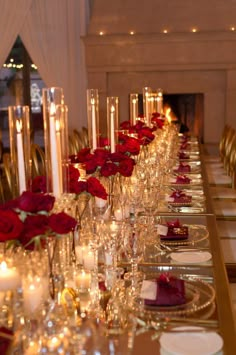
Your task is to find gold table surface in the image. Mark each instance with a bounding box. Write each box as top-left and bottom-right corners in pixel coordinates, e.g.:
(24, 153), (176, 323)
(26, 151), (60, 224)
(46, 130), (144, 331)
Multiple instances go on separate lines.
(127, 143), (236, 355)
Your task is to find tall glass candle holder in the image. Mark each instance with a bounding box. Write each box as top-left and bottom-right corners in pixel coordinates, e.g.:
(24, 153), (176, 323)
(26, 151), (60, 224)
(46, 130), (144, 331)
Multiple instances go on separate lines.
(107, 97), (119, 153)
(156, 88), (163, 114)
(42, 87), (68, 197)
(142, 86), (152, 126)
(129, 93), (139, 125)
(8, 105), (31, 196)
(87, 89), (99, 151)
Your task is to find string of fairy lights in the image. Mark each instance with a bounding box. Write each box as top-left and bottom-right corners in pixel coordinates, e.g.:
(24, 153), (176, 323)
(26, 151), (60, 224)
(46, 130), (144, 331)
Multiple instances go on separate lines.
(2, 58), (37, 70)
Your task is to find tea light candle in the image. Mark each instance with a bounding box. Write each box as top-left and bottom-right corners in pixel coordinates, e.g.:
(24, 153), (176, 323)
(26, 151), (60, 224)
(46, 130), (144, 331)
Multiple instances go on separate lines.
(23, 282), (43, 314)
(16, 119), (26, 193)
(24, 341), (40, 355)
(0, 261), (19, 291)
(47, 336), (62, 352)
(95, 196), (107, 208)
(76, 270), (91, 290)
(114, 208), (123, 221)
(83, 250), (95, 270)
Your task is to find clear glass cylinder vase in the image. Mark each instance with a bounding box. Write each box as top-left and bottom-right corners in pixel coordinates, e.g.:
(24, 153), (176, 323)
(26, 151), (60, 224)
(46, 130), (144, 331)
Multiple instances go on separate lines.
(129, 93), (139, 126)
(87, 89), (99, 151)
(107, 97), (119, 153)
(42, 87), (69, 197)
(142, 86), (152, 126)
(8, 105), (31, 196)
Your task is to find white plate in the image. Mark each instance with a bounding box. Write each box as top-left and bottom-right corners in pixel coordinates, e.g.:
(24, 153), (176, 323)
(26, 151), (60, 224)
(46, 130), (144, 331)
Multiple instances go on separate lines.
(160, 326), (223, 355)
(170, 251), (212, 264)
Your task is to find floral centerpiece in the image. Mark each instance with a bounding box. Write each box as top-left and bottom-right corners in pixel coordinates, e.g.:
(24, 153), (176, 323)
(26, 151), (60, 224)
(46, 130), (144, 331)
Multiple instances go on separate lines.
(0, 191), (77, 299)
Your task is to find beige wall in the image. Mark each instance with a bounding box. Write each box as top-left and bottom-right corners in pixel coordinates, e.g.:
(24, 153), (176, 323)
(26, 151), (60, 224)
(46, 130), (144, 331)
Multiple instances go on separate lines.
(84, 1), (236, 143)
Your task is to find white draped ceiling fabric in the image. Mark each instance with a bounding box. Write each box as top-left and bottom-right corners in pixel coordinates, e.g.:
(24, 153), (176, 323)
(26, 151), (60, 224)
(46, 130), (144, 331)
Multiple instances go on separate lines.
(0, 0), (88, 131)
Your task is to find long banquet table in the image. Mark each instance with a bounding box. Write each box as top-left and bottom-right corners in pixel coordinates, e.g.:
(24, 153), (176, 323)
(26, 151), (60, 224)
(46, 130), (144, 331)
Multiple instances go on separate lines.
(126, 141), (236, 355)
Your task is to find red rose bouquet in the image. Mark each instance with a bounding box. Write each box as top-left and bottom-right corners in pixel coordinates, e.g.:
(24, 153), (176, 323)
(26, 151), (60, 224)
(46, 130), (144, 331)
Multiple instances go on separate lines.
(70, 148), (135, 178)
(0, 191), (77, 251)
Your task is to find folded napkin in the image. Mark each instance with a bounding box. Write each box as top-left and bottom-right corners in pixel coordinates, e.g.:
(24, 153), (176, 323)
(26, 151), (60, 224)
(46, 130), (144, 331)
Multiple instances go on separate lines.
(160, 219), (189, 240)
(180, 141), (191, 150)
(178, 152), (190, 160)
(0, 327), (14, 354)
(174, 162), (191, 173)
(175, 174), (191, 184)
(169, 190), (192, 204)
(144, 273), (186, 306)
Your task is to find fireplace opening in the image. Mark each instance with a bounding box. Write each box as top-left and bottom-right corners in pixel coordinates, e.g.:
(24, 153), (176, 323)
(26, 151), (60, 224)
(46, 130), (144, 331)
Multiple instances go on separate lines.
(136, 93), (204, 142)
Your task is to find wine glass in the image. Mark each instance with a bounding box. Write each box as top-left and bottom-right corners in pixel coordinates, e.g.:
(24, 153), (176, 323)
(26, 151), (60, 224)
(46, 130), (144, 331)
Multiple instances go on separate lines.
(123, 223), (144, 288)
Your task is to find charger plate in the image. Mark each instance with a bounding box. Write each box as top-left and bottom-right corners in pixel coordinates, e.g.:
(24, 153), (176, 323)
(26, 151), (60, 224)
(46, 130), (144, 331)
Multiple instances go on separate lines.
(134, 276), (215, 319)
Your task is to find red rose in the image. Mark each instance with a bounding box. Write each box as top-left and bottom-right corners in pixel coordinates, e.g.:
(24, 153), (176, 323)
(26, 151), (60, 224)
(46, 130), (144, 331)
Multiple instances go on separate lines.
(32, 176), (47, 193)
(138, 127), (155, 144)
(118, 158), (135, 177)
(100, 162), (118, 177)
(0, 210), (24, 242)
(118, 137), (140, 155)
(99, 137), (109, 147)
(69, 165), (80, 182)
(85, 157), (98, 174)
(48, 212), (77, 234)
(70, 180), (87, 194)
(133, 120), (145, 130)
(94, 149), (110, 166)
(76, 148), (92, 162)
(109, 152), (127, 163)
(87, 177), (108, 199)
(120, 120), (131, 130)
(17, 191), (55, 213)
(19, 215), (49, 250)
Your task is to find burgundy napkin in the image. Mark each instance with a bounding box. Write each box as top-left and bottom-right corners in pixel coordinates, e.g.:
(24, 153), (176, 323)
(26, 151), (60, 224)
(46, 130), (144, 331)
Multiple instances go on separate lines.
(175, 174), (191, 184)
(145, 273), (186, 306)
(160, 219), (189, 240)
(174, 162), (191, 173)
(170, 190), (192, 204)
(178, 152), (190, 160)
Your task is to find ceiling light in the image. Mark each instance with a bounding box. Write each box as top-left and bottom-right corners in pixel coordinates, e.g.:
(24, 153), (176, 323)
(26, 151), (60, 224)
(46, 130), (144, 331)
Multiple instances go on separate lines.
(99, 31), (104, 36)
(163, 29), (168, 34)
(191, 28), (197, 33)
(129, 31), (135, 35)
(230, 26), (235, 31)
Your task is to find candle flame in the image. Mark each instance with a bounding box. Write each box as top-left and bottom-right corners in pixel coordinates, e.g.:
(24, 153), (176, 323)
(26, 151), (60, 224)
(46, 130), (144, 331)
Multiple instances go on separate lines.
(55, 119), (60, 132)
(16, 119), (22, 133)
(50, 103), (56, 116)
(111, 105), (115, 113)
(91, 98), (95, 105)
(132, 98), (137, 104)
(0, 261), (7, 271)
(165, 107), (172, 123)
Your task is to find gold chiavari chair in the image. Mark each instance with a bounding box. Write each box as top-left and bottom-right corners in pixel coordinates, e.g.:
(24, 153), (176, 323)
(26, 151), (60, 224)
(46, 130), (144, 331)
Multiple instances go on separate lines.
(31, 143), (45, 177)
(2, 152), (16, 200)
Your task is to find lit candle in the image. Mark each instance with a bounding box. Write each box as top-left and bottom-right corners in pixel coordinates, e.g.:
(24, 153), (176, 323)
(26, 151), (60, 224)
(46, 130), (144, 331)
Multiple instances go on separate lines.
(24, 341), (40, 355)
(114, 208), (123, 221)
(91, 98), (97, 151)
(0, 261), (20, 291)
(49, 103), (61, 197)
(132, 98), (137, 125)
(47, 336), (62, 352)
(83, 250), (95, 270)
(110, 105), (115, 153)
(23, 282), (43, 314)
(16, 119), (26, 193)
(95, 197), (107, 208)
(76, 270), (91, 290)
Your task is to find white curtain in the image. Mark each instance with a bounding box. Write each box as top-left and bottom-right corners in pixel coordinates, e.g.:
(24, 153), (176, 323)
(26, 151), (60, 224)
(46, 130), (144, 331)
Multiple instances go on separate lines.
(0, 0), (32, 67)
(20, 0), (89, 131)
